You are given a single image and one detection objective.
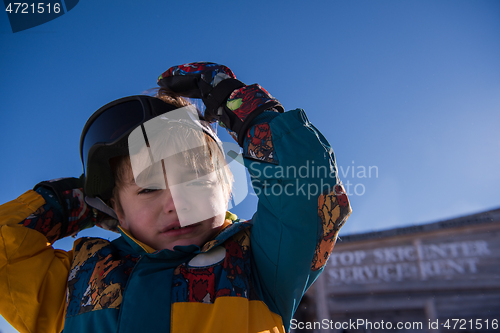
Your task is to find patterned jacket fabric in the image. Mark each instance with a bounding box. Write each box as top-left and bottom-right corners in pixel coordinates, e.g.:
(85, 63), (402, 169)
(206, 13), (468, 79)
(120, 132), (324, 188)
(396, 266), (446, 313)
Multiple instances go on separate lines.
(0, 109), (351, 333)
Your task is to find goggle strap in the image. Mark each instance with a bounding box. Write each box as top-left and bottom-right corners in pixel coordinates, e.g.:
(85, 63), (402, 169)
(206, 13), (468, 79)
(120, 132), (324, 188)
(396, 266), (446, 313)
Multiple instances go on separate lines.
(85, 196), (118, 220)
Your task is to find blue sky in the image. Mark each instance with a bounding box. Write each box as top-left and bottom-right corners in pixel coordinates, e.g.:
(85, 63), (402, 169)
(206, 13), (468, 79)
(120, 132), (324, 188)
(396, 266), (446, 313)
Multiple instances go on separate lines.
(1, 0), (499, 331)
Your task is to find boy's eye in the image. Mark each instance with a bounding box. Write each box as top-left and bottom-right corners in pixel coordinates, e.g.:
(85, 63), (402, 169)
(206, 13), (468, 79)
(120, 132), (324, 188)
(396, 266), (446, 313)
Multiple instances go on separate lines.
(138, 186), (162, 194)
(186, 180), (214, 187)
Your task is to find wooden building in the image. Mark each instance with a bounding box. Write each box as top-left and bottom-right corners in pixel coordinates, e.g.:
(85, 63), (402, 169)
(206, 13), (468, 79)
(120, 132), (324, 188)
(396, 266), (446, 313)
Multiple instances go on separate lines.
(293, 208), (500, 332)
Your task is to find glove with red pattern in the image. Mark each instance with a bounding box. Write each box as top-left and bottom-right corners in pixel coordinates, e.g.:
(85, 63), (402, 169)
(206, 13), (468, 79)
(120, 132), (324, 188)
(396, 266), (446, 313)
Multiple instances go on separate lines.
(32, 176), (119, 242)
(157, 62), (284, 147)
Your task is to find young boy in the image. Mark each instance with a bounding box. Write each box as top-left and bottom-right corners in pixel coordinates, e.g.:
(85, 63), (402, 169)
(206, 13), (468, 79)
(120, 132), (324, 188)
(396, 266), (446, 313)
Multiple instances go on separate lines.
(0, 62), (351, 333)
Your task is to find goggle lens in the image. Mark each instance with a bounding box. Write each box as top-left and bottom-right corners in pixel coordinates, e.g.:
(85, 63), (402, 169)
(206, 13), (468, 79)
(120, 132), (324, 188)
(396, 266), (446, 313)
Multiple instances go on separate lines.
(82, 100), (144, 170)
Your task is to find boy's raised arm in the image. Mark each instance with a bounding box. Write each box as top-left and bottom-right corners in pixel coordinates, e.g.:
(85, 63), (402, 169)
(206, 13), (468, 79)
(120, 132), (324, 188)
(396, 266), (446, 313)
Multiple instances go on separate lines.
(0, 177), (114, 332)
(241, 109), (351, 329)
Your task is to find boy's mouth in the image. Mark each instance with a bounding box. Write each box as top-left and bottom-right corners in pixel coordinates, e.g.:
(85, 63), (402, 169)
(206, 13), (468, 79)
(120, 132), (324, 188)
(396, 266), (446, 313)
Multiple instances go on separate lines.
(161, 221), (202, 235)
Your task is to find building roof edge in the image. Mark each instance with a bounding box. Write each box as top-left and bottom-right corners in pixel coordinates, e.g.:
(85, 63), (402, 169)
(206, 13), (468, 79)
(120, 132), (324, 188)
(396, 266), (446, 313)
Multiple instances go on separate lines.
(338, 207), (500, 243)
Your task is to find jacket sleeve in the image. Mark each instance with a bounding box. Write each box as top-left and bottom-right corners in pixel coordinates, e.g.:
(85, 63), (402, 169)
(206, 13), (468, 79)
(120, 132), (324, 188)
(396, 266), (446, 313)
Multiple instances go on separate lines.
(242, 109), (351, 330)
(0, 189), (73, 333)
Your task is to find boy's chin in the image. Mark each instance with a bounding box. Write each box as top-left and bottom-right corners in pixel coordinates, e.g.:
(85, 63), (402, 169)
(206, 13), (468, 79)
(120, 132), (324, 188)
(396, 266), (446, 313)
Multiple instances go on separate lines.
(162, 238), (204, 251)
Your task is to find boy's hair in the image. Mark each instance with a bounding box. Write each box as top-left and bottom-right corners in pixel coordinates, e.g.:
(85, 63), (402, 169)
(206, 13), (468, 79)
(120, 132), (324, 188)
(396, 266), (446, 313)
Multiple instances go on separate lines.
(155, 89), (191, 108)
(110, 91), (233, 215)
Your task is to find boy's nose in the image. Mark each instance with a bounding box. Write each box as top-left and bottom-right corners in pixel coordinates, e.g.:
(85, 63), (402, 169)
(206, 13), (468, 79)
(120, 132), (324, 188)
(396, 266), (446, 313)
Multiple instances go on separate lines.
(165, 188), (191, 214)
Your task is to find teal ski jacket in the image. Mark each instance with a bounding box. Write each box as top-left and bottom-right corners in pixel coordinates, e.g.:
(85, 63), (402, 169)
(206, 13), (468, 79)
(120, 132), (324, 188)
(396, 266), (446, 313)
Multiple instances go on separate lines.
(0, 109), (351, 333)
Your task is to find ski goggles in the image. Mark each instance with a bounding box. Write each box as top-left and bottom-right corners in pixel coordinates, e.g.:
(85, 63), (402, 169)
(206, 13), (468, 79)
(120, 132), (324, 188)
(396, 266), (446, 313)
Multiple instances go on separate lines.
(80, 95), (222, 199)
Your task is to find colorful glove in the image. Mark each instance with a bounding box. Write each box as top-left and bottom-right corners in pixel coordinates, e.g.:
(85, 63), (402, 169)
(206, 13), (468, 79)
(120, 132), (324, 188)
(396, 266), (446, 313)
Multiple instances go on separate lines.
(157, 62), (284, 147)
(26, 176), (118, 243)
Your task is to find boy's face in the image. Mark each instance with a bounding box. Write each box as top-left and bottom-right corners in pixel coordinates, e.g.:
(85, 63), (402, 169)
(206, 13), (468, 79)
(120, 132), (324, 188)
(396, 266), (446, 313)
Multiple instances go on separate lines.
(114, 156), (228, 251)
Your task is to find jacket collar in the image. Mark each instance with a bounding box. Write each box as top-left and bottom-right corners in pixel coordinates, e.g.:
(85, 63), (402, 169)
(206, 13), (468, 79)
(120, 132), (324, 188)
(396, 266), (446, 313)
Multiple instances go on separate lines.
(118, 226), (156, 254)
(118, 211), (251, 256)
